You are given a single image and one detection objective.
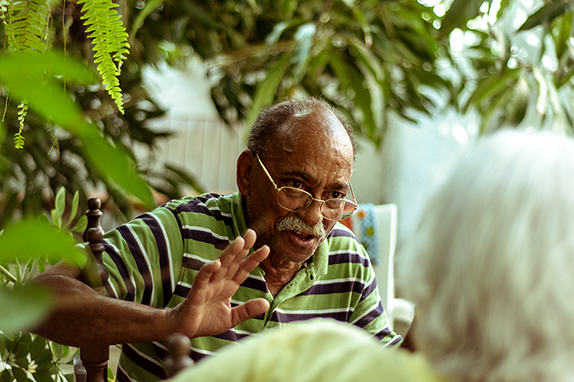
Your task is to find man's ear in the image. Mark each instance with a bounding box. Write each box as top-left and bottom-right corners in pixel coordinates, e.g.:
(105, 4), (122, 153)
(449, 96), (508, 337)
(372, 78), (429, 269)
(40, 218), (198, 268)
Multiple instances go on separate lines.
(237, 150), (255, 196)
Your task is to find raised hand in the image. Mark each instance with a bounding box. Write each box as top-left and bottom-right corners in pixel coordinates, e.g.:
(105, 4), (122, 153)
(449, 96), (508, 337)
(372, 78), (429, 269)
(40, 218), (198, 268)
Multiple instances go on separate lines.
(165, 229), (270, 339)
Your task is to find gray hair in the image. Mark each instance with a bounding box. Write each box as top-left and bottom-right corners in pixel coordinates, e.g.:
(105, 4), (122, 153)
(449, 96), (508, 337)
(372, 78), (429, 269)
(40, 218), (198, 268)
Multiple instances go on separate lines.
(398, 129), (574, 382)
(247, 97), (357, 161)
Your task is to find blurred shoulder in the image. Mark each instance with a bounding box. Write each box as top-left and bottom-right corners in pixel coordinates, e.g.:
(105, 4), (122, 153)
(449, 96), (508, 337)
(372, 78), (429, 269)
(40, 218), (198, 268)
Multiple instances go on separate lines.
(170, 319), (446, 382)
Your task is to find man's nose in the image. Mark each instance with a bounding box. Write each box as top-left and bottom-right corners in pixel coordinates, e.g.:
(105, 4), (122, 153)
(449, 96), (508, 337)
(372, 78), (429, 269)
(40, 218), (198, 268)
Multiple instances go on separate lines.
(297, 199), (324, 227)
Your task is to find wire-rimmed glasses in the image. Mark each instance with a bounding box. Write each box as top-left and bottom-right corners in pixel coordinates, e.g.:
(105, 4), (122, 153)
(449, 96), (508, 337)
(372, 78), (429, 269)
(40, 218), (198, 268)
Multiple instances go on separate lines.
(256, 154), (358, 221)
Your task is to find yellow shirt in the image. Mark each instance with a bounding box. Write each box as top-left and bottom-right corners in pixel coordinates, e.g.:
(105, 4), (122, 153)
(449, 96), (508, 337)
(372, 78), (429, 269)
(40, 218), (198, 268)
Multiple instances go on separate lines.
(168, 319), (446, 382)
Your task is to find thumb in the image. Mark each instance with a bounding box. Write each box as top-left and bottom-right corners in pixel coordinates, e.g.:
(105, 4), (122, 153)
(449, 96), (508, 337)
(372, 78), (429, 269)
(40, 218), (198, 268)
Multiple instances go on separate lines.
(230, 298), (270, 327)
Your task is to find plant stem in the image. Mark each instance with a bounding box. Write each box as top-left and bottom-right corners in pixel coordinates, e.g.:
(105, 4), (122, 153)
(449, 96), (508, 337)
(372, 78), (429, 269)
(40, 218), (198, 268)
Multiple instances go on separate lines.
(0, 264), (18, 283)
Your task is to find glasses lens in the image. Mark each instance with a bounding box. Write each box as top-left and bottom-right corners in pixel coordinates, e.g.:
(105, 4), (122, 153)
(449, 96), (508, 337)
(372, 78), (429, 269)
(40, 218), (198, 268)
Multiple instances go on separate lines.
(277, 187), (312, 211)
(323, 199), (356, 220)
(322, 199), (344, 219)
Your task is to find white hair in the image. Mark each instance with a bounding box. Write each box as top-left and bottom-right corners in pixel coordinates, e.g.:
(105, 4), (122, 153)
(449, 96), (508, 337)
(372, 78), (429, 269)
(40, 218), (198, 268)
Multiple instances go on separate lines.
(397, 129), (574, 382)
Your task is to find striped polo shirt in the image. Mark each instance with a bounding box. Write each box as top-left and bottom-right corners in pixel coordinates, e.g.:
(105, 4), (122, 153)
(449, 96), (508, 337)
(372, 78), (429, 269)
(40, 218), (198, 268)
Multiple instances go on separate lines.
(100, 193), (402, 382)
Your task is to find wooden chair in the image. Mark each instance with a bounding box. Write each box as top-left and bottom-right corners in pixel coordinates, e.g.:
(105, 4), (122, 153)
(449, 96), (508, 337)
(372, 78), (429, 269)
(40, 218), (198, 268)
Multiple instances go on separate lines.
(75, 197), (192, 382)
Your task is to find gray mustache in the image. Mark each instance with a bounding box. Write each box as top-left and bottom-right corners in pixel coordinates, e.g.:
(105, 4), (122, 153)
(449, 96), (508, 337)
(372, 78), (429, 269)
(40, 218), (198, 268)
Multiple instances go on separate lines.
(277, 215), (326, 239)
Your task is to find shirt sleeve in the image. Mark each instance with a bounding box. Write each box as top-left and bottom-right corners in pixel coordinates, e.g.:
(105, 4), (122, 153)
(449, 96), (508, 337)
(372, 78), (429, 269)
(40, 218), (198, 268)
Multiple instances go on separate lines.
(99, 206), (184, 308)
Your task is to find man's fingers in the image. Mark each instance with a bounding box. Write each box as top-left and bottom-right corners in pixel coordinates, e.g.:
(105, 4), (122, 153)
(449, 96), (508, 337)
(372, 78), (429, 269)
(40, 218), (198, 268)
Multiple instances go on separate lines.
(230, 298), (270, 327)
(223, 230), (258, 278)
(192, 259), (221, 292)
(242, 229), (257, 250)
(232, 245), (269, 283)
(210, 236), (246, 283)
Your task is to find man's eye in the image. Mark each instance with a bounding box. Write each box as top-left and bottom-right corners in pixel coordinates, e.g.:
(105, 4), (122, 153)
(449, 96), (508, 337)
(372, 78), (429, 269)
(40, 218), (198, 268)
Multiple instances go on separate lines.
(328, 191), (345, 199)
(288, 180), (304, 189)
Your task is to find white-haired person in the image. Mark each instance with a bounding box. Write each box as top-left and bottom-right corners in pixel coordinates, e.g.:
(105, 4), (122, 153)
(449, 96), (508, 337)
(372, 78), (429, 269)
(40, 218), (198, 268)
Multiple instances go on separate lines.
(164, 128), (574, 382)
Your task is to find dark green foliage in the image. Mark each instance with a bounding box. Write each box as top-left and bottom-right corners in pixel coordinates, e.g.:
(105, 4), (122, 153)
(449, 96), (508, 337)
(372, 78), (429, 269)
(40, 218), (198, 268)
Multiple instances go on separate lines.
(0, 331), (74, 382)
(126, 0), (454, 147)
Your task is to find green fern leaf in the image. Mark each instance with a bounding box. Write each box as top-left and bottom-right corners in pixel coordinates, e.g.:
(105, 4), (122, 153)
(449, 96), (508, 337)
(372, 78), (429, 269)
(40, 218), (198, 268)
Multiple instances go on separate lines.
(15, 100), (28, 149)
(0, 0), (9, 21)
(78, 0), (130, 114)
(4, 0), (49, 141)
(5, 0), (49, 53)
(14, 132), (25, 149)
(14, 100), (27, 149)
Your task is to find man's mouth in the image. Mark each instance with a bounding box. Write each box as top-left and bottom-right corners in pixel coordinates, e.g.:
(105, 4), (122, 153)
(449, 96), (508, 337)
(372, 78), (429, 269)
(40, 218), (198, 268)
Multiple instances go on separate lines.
(289, 230), (316, 246)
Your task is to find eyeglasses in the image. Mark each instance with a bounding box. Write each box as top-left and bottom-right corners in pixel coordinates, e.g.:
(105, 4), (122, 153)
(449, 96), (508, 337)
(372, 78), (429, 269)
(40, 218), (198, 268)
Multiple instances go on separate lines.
(256, 154), (358, 221)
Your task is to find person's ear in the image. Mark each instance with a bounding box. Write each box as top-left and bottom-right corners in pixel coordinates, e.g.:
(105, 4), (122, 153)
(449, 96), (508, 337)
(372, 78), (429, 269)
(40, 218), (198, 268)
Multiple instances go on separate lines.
(237, 150), (255, 196)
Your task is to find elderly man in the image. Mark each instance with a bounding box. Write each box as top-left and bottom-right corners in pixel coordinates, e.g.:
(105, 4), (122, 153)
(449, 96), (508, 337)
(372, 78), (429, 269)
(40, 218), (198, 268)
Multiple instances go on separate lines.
(165, 128), (574, 382)
(32, 97), (401, 381)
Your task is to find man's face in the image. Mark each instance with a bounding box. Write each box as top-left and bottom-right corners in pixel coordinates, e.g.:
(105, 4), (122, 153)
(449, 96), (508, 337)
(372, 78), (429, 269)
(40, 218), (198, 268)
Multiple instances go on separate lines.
(243, 110), (354, 264)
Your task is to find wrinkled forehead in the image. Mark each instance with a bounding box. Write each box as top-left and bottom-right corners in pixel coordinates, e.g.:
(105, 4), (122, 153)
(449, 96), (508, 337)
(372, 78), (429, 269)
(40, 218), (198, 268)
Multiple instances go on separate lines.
(272, 109), (354, 161)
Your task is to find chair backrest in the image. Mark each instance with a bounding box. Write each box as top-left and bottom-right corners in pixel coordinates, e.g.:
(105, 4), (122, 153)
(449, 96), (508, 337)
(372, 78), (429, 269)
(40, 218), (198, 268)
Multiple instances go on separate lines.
(370, 204), (397, 317)
(351, 203), (414, 330)
(77, 197), (109, 382)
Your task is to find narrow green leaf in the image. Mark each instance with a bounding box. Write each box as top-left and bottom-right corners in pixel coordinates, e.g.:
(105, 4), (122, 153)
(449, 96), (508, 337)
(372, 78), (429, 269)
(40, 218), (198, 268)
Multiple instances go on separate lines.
(500, 76), (529, 127)
(327, 51), (377, 138)
(0, 53), (93, 131)
(553, 12), (573, 60)
(439, 0), (484, 37)
(164, 164), (205, 194)
(518, 1), (571, 32)
(280, 0), (298, 18)
(54, 187), (66, 228)
(532, 67), (549, 117)
(463, 69), (520, 113)
(0, 219), (86, 267)
(0, 51), (98, 84)
(265, 21), (290, 45)
(479, 85), (514, 134)
(130, 0), (166, 38)
(346, 35), (383, 80)
(80, 127), (154, 209)
(68, 191), (81, 229)
(246, 56), (291, 130)
(71, 215), (88, 234)
(293, 22), (316, 79)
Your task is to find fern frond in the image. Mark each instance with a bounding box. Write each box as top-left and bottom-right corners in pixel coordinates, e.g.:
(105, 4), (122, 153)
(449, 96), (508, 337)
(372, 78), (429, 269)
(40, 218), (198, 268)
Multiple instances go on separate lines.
(14, 132), (25, 149)
(4, 0), (50, 146)
(14, 100), (28, 149)
(5, 0), (49, 53)
(0, 0), (9, 22)
(78, 0), (130, 114)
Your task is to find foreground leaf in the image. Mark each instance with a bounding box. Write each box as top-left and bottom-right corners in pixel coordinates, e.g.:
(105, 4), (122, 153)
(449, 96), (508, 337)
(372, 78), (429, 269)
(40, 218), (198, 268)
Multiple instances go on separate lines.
(0, 219), (86, 267)
(0, 285), (52, 332)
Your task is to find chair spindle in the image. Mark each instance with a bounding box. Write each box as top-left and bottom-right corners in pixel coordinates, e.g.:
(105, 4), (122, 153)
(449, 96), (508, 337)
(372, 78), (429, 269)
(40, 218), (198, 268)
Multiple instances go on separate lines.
(78, 197), (110, 382)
